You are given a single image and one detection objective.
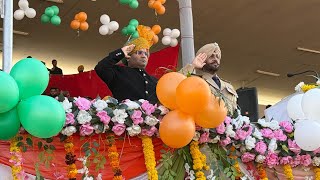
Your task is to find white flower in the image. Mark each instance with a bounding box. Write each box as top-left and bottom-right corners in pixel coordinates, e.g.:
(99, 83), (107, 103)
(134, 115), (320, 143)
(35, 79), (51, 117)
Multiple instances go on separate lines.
(144, 115), (159, 126)
(93, 124), (109, 134)
(268, 138), (278, 152)
(313, 157), (320, 166)
(158, 105), (169, 115)
(185, 163), (190, 172)
(252, 129), (263, 140)
(242, 116), (250, 125)
(61, 126), (77, 136)
(269, 120), (280, 130)
(123, 99), (140, 110)
(258, 119), (269, 127)
(304, 176), (313, 180)
(245, 136), (256, 150)
(193, 132), (200, 141)
(232, 115), (250, 129)
(93, 100), (108, 111)
(255, 155), (266, 163)
(61, 97), (72, 113)
(295, 82), (305, 92)
(111, 109), (128, 124)
(226, 124), (236, 138)
(206, 169), (215, 180)
(77, 110), (92, 124)
(317, 80), (320, 86)
(241, 175), (248, 180)
(139, 99), (146, 103)
(240, 145), (247, 153)
(209, 135), (220, 143)
(83, 177), (93, 180)
(96, 173), (102, 180)
(126, 125), (141, 136)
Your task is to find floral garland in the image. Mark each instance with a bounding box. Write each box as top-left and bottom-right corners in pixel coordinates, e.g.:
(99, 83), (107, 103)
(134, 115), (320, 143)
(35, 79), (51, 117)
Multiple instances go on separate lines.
(257, 163), (268, 180)
(141, 135), (158, 180)
(64, 136), (77, 180)
(78, 155), (91, 179)
(107, 135), (123, 180)
(10, 137), (26, 180)
(283, 164), (294, 180)
(313, 157), (320, 180)
(314, 167), (320, 180)
(190, 141), (209, 180)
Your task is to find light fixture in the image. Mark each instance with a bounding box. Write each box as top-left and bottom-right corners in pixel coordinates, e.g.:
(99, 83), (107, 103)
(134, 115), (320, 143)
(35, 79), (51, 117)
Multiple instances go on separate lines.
(0, 28), (29, 36)
(256, 70), (280, 77)
(297, 47), (320, 54)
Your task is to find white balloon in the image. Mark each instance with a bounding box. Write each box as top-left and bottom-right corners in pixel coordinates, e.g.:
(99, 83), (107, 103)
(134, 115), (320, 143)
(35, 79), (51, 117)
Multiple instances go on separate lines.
(170, 38), (178, 47)
(107, 30), (114, 35)
(302, 88), (320, 120)
(99, 25), (109, 35)
(163, 28), (172, 36)
(18, 0), (29, 10)
(170, 29), (180, 38)
(294, 120), (320, 151)
(100, 14), (110, 25)
(25, 8), (36, 18)
(14, 9), (25, 20)
(162, 36), (171, 46)
(108, 21), (119, 31)
(287, 94), (306, 121)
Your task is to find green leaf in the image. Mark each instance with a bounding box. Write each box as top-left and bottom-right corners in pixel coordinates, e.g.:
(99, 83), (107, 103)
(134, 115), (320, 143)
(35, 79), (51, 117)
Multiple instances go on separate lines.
(164, 162), (169, 169)
(163, 170), (169, 179)
(17, 136), (23, 141)
(160, 149), (166, 154)
(49, 145), (56, 150)
(80, 136), (85, 141)
(22, 146), (27, 152)
(44, 160), (50, 168)
(227, 172), (232, 177)
(26, 138), (33, 147)
(91, 148), (98, 154)
(161, 154), (167, 159)
(93, 158), (99, 163)
(93, 141), (99, 147)
(85, 149), (91, 156)
(43, 145), (48, 151)
(44, 138), (53, 143)
(38, 152), (45, 162)
(17, 142), (24, 147)
(282, 144), (289, 153)
(169, 170), (177, 177)
(83, 142), (90, 148)
(38, 141), (43, 150)
(224, 167), (230, 173)
(231, 175), (236, 180)
(168, 159), (173, 166)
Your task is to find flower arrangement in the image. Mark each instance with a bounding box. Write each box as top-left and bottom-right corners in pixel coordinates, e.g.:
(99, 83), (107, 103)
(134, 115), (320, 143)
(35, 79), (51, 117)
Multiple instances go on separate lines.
(141, 135), (158, 180)
(64, 136), (77, 180)
(10, 137), (27, 180)
(106, 135), (123, 180)
(189, 141), (209, 180)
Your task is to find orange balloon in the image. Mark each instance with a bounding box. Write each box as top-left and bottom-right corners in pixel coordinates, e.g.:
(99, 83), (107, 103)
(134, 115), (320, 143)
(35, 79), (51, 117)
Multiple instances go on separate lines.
(156, 72), (186, 110)
(148, 0), (155, 8)
(152, 1), (162, 9)
(152, 35), (159, 44)
(152, 25), (161, 35)
(156, 5), (165, 15)
(158, 0), (166, 4)
(159, 110), (195, 148)
(176, 76), (211, 114)
(77, 12), (87, 22)
(194, 96), (227, 128)
(80, 22), (89, 31)
(70, 20), (80, 30)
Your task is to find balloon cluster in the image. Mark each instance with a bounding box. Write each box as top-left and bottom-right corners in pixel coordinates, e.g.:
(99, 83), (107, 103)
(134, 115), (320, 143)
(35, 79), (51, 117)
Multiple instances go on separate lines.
(122, 19), (139, 38)
(148, 0), (166, 15)
(0, 58), (65, 140)
(41, 6), (61, 26)
(70, 12), (89, 31)
(14, 0), (36, 20)
(99, 14), (120, 36)
(161, 28), (180, 47)
(119, 0), (139, 9)
(156, 73), (227, 148)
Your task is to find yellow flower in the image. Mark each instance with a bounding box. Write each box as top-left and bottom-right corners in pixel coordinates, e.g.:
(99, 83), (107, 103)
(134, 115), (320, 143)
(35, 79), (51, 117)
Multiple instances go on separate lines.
(314, 167), (320, 180)
(283, 164), (294, 180)
(302, 84), (317, 92)
(141, 136), (158, 180)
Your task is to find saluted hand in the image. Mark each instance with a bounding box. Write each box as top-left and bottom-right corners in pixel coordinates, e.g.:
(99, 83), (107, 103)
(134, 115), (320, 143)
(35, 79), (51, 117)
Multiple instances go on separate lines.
(192, 53), (207, 69)
(121, 44), (135, 58)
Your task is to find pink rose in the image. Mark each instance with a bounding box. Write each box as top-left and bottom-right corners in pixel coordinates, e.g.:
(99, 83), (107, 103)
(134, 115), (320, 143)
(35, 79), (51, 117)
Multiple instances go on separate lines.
(199, 132), (210, 143)
(280, 156), (293, 165)
(260, 128), (274, 139)
(131, 110), (144, 125)
(75, 97), (91, 110)
(288, 139), (301, 154)
(96, 111), (110, 125)
(273, 130), (287, 141)
(224, 116), (232, 125)
(141, 126), (158, 137)
(241, 152), (255, 163)
(255, 141), (267, 154)
(80, 124), (94, 136)
(265, 151), (279, 168)
(235, 129), (247, 140)
(279, 121), (293, 133)
(220, 137), (231, 146)
(66, 113), (75, 125)
(141, 101), (156, 115)
(112, 123), (126, 136)
(300, 154), (312, 167)
(216, 123), (226, 134)
(291, 155), (301, 167)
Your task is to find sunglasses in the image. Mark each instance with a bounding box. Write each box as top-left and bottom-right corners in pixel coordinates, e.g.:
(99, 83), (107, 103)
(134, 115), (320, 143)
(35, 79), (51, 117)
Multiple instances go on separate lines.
(136, 50), (149, 57)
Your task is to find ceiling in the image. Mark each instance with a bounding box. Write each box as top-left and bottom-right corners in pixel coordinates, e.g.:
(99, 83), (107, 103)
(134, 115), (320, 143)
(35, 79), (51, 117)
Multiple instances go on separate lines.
(1, 0), (320, 105)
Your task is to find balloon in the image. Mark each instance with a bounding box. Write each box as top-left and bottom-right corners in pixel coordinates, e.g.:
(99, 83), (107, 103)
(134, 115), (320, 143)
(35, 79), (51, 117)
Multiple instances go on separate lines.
(156, 5), (165, 15)
(122, 27), (128, 35)
(163, 28), (171, 36)
(70, 20), (80, 30)
(41, 14), (50, 23)
(0, 71), (19, 113)
(156, 72), (186, 110)
(294, 120), (320, 151)
(77, 12), (87, 22)
(99, 25), (109, 35)
(80, 22), (89, 31)
(176, 77), (211, 114)
(100, 14), (110, 25)
(159, 110), (195, 148)
(74, 14), (79, 20)
(129, 0), (139, 9)
(108, 21), (119, 31)
(0, 108), (20, 140)
(194, 96), (227, 128)
(45, 7), (54, 17)
(152, 1), (162, 9)
(129, 19), (139, 27)
(152, 35), (159, 44)
(18, 95), (66, 138)
(148, 0), (155, 8)
(127, 25), (136, 34)
(25, 8), (36, 18)
(162, 36), (171, 45)
(132, 31), (139, 38)
(18, 0), (29, 10)
(51, 15), (61, 26)
(119, 0), (131, 4)
(152, 25), (161, 34)
(171, 29), (180, 38)
(170, 38), (178, 47)
(287, 94), (306, 121)
(14, 9), (25, 20)
(108, 30), (114, 35)
(51, 5), (59, 15)
(10, 58), (49, 100)
(302, 88), (320, 121)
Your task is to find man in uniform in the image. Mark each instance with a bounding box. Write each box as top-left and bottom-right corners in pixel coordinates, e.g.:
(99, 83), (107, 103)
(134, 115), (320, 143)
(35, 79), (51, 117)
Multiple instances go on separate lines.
(180, 42), (238, 116)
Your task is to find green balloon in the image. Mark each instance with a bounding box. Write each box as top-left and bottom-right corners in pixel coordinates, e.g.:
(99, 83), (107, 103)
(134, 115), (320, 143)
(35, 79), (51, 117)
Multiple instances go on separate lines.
(132, 31), (139, 38)
(51, 5), (59, 15)
(41, 14), (50, 23)
(45, 7), (54, 17)
(51, 15), (61, 26)
(129, 0), (139, 9)
(127, 25), (136, 34)
(10, 58), (49, 100)
(129, 19), (139, 27)
(122, 27), (128, 35)
(0, 108), (21, 140)
(119, 0), (131, 4)
(0, 72), (19, 113)
(18, 95), (66, 138)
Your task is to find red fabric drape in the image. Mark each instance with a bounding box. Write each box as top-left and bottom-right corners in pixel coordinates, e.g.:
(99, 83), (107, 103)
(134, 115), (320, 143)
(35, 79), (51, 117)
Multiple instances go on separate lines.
(45, 45), (180, 98)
